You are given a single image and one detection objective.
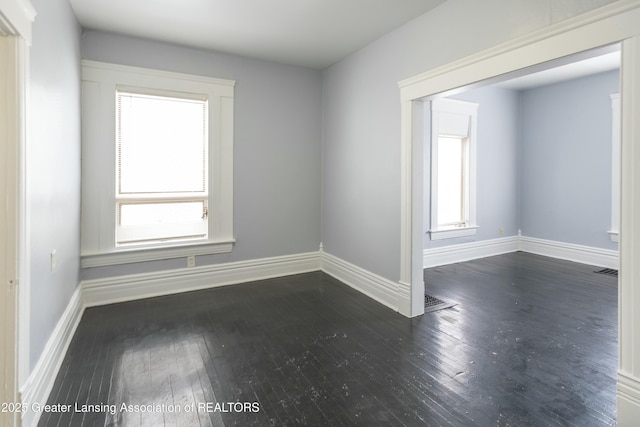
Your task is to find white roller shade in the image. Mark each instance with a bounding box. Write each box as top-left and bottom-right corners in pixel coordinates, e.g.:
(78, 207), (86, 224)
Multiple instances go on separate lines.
(432, 98), (478, 137)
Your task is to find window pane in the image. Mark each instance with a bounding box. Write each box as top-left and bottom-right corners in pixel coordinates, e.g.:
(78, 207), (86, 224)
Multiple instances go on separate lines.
(117, 92), (207, 194)
(437, 136), (464, 226)
(116, 201), (207, 244)
(119, 201), (204, 227)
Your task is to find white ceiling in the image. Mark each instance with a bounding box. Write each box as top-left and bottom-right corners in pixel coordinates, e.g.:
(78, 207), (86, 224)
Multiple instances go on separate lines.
(495, 50), (620, 90)
(69, 0), (446, 69)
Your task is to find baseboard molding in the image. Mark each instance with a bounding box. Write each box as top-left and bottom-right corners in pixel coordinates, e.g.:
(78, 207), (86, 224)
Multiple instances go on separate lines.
(519, 236), (618, 269)
(17, 246), (632, 427)
(321, 251), (401, 312)
(423, 236), (520, 268)
(423, 235), (619, 269)
(618, 372), (640, 424)
(20, 286), (85, 427)
(82, 251), (321, 307)
(19, 252), (320, 426)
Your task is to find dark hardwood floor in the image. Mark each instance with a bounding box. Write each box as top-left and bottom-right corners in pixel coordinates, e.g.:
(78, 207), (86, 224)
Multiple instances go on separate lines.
(40, 252), (617, 426)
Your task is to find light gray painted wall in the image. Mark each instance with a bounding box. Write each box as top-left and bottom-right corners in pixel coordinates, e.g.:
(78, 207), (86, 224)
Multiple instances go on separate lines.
(423, 86), (521, 249)
(423, 70), (618, 251)
(80, 31), (323, 280)
(322, 0), (617, 281)
(20, 0), (619, 381)
(520, 70), (619, 250)
(28, 0), (82, 370)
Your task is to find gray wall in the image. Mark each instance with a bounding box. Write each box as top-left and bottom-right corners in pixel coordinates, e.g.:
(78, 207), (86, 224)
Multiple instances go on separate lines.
(24, 0), (618, 372)
(321, 0), (617, 282)
(424, 86), (521, 249)
(28, 0), (82, 370)
(80, 31), (323, 280)
(423, 70), (619, 251)
(520, 70), (619, 250)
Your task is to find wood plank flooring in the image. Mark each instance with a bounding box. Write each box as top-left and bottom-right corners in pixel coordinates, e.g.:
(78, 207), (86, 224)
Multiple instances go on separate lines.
(39, 252), (617, 426)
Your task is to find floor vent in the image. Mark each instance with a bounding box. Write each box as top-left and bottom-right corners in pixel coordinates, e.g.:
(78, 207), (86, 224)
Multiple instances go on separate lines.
(424, 294), (456, 313)
(595, 268), (618, 277)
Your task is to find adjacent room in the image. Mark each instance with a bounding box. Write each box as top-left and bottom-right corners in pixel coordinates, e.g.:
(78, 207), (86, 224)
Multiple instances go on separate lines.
(2, 0), (640, 426)
(423, 49), (620, 263)
(417, 50), (621, 424)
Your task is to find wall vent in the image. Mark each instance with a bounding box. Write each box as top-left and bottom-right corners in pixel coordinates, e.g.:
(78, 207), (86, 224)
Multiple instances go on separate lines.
(425, 294), (456, 313)
(594, 268), (618, 277)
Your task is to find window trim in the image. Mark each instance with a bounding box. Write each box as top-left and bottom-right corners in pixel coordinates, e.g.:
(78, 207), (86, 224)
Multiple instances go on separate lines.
(81, 241), (234, 268)
(429, 98), (478, 240)
(80, 61), (235, 267)
(609, 92), (620, 243)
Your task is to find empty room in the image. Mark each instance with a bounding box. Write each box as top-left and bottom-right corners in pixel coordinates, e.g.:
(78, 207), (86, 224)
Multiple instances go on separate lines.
(2, 0), (640, 426)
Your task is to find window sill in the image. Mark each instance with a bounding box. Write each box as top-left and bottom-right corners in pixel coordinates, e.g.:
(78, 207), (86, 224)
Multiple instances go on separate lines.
(81, 239), (235, 268)
(429, 225), (479, 241)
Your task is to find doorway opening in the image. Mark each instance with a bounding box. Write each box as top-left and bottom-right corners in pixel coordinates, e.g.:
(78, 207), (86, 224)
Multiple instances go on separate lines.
(398, 5), (640, 421)
(399, 31), (636, 319)
(421, 44), (621, 300)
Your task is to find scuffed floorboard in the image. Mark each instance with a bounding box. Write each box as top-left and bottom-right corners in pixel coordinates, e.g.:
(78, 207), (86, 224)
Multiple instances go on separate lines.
(40, 252), (616, 426)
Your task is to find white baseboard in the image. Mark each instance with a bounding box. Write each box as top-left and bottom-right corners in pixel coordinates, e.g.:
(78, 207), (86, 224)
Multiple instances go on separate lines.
(82, 252), (321, 307)
(423, 235), (619, 269)
(18, 246), (630, 427)
(321, 251), (402, 312)
(20, 286), (84, 427)
(423, 236), (520, 268)
(519, 236), (618, 269)
(21, 250), (402, 427)
(19, 252), (320, 426)
(618, 372), (640, 424)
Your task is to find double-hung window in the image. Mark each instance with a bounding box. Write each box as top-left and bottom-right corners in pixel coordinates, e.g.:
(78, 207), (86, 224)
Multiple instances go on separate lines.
(429, 98), (478, 240)
(436, 134), (469, 227)
(116, 89), (209, 245)
(81, 61), (235, 267)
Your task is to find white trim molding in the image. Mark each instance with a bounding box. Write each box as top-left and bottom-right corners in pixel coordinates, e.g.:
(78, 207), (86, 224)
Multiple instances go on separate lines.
(424, 236), (520, 268)
(398, 1), (640, 99)
(1, 35), (22, 427)
(618, 372), (640, 426)
(0, 0), (36, 44)
(83, 252), (321, 307)
(424, 236), (618, 269)
(619, 32), (640, 422)
(20, 286), (84, 427)
(519, 236), (618, 270)
(321, 251), (403, 314)
(608, 230), (620, 243)
(0, 2), (34, 426)
(610, 92), (621, 243)
(429, 225), (479, 241)
(81, 240), (236, 268)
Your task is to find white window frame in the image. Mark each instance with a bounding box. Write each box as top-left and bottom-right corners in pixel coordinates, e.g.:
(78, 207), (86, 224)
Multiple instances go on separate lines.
(81, 61), (235, 267)
(609, 92), (620, 243)
(429, 98), (478, 240)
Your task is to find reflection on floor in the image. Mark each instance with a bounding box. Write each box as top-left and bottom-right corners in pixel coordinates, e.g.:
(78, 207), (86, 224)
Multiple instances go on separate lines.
(40, 252), (617, 426)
